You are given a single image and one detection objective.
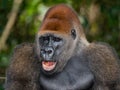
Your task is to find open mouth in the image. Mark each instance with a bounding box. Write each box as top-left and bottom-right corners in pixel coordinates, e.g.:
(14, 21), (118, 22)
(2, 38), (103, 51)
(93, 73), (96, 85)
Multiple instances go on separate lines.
(42, 61), (57, 71)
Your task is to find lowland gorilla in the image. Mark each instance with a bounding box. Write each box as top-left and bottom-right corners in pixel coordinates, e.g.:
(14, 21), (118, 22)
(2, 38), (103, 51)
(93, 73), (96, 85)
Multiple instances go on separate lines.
(5, 4), (120, 90)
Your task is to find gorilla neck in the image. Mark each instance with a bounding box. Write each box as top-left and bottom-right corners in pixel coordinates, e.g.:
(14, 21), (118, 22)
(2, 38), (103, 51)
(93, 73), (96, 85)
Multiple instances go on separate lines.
(39, 56), (94, 90)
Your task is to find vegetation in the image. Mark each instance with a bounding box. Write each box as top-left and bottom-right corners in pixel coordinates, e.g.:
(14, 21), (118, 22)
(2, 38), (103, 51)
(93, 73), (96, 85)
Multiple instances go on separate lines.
(0, 0), (119, 89)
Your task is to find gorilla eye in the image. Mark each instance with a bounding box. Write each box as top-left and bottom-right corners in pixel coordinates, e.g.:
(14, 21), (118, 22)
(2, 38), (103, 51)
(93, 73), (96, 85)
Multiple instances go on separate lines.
(71, 29), (76, 39)
(43, 37), (49, 41)
(43, 36), (49, 43)
(53, 37), (61, 42)
(39, 36), (49, 45)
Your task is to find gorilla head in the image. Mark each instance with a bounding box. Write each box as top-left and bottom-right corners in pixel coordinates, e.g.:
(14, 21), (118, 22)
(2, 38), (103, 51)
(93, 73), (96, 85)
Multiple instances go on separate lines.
(35, 4), (89, 75)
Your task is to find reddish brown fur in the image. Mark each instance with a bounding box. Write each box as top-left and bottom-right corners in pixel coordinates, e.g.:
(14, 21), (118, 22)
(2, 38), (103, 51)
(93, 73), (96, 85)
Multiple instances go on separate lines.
(38, 4), (84, 37)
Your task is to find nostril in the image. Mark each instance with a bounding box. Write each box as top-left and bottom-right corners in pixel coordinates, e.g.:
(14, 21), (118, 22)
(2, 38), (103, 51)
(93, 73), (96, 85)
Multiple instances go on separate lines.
(47, 50), (52, 54)
(40, 49), (45, 57)
(40, 47), (54, 59)
(40, 49), (44, 53)
(46, 47), (53, 54)
(41, 47), (54, 55)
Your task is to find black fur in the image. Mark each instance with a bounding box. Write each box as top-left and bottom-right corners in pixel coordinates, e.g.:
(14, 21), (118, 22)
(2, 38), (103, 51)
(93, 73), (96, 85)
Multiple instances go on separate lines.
(5, 42), (120, 90)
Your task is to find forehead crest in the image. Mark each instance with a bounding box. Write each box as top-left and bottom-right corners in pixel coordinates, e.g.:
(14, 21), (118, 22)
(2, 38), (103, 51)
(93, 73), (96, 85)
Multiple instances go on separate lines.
(39, 4), (80, 35)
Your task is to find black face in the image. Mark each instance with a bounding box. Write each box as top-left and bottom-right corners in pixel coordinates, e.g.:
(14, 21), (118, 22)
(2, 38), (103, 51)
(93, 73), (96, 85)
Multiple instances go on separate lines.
(39, 34), (62, 60)
(38, 34), (63, 74)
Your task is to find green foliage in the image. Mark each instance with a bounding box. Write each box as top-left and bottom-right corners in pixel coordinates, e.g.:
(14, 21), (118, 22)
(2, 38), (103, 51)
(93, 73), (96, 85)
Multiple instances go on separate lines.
(0, 84), (4, 90)
(0, 0), (13, 35)
(41, 0), (69, 6)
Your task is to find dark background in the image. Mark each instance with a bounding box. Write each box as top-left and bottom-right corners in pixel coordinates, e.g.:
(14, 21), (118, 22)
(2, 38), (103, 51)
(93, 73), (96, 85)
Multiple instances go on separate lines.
(0, 0), (120, 89)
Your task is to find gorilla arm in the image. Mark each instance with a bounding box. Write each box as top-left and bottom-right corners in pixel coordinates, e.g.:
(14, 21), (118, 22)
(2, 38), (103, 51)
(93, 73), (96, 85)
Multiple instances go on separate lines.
(85, 42), (120, 90)
(5, 43), (40, 90)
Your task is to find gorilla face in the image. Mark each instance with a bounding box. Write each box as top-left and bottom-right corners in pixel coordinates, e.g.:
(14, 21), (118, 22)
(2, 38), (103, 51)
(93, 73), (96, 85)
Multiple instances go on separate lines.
(36, 30), (77, 75)
(36, 33), (64, 75)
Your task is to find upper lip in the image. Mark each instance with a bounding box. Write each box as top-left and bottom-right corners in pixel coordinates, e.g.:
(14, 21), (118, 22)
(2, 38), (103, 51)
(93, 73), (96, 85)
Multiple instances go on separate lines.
(41, 58), (55, 62)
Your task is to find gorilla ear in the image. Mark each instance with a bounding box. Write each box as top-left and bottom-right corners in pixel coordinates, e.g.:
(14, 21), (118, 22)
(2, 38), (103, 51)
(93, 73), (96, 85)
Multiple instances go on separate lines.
(71, 29), (76, 40)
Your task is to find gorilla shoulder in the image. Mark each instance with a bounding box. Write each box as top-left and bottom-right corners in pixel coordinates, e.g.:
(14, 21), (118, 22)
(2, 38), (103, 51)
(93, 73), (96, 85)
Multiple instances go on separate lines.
(84, 42), (120, 88)
(5, 43), (40, 90)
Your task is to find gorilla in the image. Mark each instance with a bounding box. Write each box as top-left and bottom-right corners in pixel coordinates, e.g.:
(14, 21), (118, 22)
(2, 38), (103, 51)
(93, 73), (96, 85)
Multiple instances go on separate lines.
(5, 4), (120, 90)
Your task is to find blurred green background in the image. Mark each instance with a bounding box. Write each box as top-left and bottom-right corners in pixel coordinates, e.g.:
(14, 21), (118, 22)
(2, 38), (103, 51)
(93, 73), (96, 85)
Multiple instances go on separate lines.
(0, 0), (120, 89)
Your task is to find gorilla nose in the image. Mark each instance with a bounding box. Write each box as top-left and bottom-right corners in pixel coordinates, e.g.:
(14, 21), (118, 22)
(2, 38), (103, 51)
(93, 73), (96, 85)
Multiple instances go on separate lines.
(40, 47), (54, 60)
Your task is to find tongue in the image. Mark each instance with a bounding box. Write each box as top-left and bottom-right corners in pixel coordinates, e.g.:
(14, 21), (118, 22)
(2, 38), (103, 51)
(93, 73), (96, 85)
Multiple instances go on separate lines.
(42, 61), (56, 71)
(43, 61), (55, 66)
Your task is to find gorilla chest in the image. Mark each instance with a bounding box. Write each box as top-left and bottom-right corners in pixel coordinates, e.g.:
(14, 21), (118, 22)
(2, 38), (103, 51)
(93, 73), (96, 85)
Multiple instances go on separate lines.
(39, 61), (94, 90)
(40, 73), (92, 90)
